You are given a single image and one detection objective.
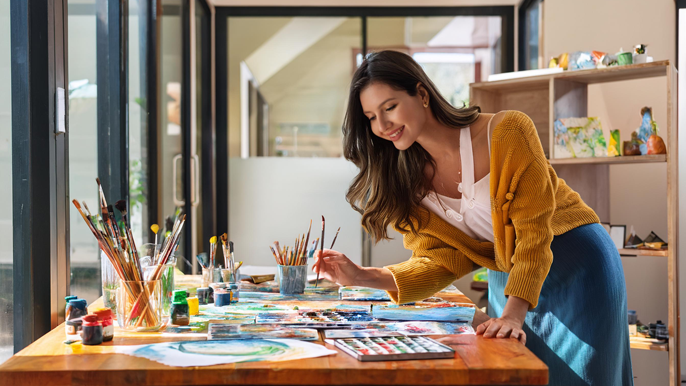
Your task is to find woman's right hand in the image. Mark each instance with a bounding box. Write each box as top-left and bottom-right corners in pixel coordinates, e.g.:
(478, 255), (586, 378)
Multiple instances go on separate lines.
(312, 249), (362, 286)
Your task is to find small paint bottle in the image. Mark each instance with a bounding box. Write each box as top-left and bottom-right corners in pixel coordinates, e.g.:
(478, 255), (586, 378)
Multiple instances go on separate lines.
(214, 290), (232, 307)
(170, 290), (190, 326)
(187, 296), (199, 316)
(65, 318), (82, 341)
(93, 308), (114, 342)
(67, 299), (88, 321)
(196, 288), (209, 305)
(64, 295), (77, 320)
(81, 314), (103, 345)
(228, 283), (239, 303)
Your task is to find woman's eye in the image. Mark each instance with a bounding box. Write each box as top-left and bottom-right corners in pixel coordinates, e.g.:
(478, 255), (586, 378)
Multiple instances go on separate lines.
(386, 105), (396, 112)
(369, 116), (376, 121)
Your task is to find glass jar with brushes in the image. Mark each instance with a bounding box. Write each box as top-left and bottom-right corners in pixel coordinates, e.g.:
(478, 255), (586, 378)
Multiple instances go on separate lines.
(141, 243), (176, 318)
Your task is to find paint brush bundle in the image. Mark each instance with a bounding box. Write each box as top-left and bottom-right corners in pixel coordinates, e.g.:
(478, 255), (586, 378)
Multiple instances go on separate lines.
(269, 219), (341, 267)
(269, 220), (314, 266)
(72, 178), (186, 328)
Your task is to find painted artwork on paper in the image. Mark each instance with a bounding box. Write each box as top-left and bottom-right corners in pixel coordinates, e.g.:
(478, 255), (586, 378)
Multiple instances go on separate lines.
(208, 323), (319, 341)
(163, 321), (209, 334)
(372, 303), (475, 323)
(338, 287), (390, 301)
(116, 339), (336, 367)
(241, 289), (339, 302)
(554, 117), (607, 159)
(256, 310), (374, 326)
(323, 322), (474, 338)
(324, 329), (403, 339)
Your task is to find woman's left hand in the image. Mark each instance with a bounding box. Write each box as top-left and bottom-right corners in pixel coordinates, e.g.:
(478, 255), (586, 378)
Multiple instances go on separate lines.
(476, 316), (526, 344)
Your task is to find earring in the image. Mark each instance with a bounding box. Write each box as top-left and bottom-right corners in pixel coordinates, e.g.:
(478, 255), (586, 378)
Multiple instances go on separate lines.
(423, 102), (428, 108)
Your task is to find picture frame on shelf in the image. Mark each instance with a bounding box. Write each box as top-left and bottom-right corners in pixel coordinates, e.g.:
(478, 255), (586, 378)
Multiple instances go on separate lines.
(610, 225), (627, 250)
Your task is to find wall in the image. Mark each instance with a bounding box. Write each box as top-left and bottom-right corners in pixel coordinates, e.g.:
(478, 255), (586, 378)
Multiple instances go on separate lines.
(545, 1), (675, 385)
(228, 158), (362, 267)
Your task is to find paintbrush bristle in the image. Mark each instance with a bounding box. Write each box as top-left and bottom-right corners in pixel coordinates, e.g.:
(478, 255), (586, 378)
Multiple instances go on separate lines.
(151, 224), (159, 234)
(210, 236), (217, 244)
(114, 200), (127, 215)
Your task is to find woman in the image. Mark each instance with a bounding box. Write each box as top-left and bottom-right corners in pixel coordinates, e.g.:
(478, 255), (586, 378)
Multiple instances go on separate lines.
(313, 50), (632, 385)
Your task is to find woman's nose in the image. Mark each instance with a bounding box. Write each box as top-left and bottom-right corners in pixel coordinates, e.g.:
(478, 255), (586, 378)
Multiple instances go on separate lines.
(378, 117), (392, 133)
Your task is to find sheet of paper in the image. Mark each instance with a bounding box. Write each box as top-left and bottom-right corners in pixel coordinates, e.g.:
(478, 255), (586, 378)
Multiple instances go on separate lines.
(116, 339), (336, 367)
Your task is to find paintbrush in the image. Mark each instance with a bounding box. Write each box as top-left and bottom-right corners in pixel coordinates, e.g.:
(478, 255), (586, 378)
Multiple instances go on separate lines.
(96, 177), (108, 208)
(150, 224), (160, 263)
(219, 233), (229, 269)
(302, 219), (312, 265)
(269, 246), (280, 264)
(115, 200), (141, 275)
(330, 227), (341, 249)
(209, 236), (217, 268)
(273, 242), (283, 264)
(196, 252), (209, 269)
(315, 216), (325, 287)
(229, 241), (236, 280)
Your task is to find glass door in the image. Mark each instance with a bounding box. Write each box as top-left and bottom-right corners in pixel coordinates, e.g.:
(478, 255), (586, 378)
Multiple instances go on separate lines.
(159, 0), (213, 273)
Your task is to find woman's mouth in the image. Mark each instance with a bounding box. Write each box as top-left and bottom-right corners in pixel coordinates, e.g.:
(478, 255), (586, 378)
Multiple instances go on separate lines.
(389, 126), (405, 141)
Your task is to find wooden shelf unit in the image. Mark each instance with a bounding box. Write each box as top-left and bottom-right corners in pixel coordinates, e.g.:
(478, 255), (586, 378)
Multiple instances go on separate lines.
(470, 60), (679, 384)
(619, 248), (669, 257)
(630, 336), (669, 352)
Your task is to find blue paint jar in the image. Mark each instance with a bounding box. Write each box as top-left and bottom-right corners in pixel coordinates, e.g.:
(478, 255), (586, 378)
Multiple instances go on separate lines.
(196, 287), (209, 305)
(228, 284), (239, 303)
(214, 291), (232, 307)
(64, 296), (78, 319)
(67, 299), (88, 321)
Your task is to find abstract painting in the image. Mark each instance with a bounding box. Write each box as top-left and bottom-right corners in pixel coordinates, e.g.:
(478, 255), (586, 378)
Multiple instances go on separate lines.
(208, 323), (319, 341)
(338, 287), (390, 301)
(372, 303), (475, 323)
(116, 339), (336, 367)
(324, 322), (474, 338)
(554, 117), (607, 159)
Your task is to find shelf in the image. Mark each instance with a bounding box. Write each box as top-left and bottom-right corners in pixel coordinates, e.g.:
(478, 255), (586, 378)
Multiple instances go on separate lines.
(471, 60), (670, 91)
(630, 336), (668, 351)
(548, 155), (666, 165)
(619, 249), (668, 257)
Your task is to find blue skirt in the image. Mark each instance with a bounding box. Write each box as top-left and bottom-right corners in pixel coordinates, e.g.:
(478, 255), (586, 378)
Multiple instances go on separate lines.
(488, 223), (633, 386)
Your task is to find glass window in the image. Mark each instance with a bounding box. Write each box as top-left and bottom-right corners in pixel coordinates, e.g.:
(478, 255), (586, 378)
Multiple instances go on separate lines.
(521, 0), (541, 70)
(0, 0), (13, 365)
(129, 0), (150, 244)
(228, 17), (362, 157)
(159, 0), (184, 266)
(68, 1), (101, 304)
(367, 16), (503, 107)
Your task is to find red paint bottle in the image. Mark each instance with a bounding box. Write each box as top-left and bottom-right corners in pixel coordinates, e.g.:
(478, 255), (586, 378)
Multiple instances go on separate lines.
(81, 314), (103, 345)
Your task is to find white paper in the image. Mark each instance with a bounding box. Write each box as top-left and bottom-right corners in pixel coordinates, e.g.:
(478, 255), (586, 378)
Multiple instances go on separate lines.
(115, 338), (336, 367)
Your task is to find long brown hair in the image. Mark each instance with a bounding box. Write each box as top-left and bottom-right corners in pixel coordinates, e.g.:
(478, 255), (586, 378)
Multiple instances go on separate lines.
(343, 50), (480, 241)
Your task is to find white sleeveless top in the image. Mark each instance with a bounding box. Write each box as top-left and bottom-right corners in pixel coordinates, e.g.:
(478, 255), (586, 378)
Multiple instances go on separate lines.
(421, 118), (495, 242)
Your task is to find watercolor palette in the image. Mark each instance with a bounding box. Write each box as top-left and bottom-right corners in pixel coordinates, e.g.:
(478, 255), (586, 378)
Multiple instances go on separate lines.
(208, 323), (319, 341)
(334, 336), (454, 361)
(256, 310), (374, 327)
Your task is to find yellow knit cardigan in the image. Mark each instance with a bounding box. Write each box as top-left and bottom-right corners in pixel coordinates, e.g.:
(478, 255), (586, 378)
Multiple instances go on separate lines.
(385, 111), (600, 309)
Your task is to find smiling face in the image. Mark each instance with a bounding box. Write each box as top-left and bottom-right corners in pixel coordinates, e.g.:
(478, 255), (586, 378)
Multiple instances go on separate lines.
(360, 82), (429, 151)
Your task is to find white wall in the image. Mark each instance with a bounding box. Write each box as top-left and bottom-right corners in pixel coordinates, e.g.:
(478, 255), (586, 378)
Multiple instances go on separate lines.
(545, 1), (675, 385)
(229, 158), (362, 267)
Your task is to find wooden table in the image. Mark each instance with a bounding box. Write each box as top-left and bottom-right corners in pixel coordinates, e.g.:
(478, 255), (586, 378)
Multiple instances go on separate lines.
(0, 279), (547, 386)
